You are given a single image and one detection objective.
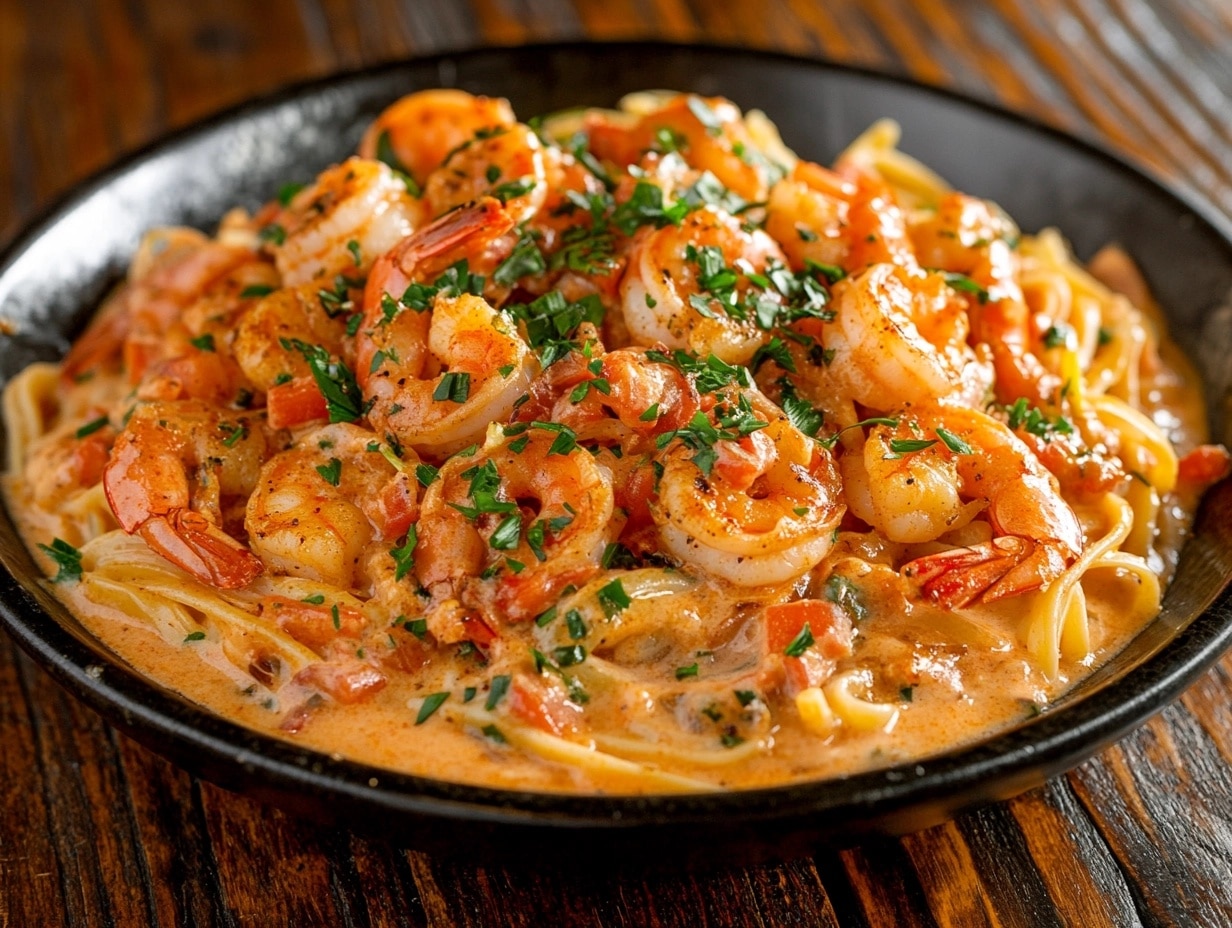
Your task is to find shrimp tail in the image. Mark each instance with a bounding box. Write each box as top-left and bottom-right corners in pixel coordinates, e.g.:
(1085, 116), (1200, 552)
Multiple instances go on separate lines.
(395, 196), (514, 272)
(903, 536), (1071, 608)
(138, 509), (263, 589)
(60, 293), (131, 383)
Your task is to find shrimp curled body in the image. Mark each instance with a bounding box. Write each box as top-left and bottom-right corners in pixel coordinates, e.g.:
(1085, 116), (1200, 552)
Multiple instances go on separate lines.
(103, 401), (267, 588)
(651, 393), (845, 586)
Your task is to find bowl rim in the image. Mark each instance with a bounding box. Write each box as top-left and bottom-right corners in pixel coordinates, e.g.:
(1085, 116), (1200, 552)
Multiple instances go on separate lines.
(2, 39), (1231, 836)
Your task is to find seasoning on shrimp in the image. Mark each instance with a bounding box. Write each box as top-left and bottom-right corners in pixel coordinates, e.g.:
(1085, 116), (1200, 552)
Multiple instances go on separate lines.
(5, 87), (1226, 794)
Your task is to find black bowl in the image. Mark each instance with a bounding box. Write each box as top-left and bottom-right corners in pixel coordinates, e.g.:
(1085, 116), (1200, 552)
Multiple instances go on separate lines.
(3, 42), (1232, 866)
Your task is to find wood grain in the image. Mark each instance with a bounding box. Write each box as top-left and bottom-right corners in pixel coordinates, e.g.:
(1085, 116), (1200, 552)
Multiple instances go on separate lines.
(3, 1), (1232, 926)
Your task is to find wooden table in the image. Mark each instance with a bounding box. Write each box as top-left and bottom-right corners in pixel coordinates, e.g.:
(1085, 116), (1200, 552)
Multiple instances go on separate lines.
(3, 1), (1232, 925)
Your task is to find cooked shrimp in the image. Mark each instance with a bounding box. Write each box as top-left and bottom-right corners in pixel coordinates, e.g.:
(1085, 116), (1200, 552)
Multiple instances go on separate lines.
(585, 94), (777, 202)
(358, 89), (517, 189)
(422, 122), (547, 224)
(271, 157), (420, 287)
(245, 423), (417, 590)
(847, 405), (1084, 607)
(651, 390), (845, 585)
(620, 206), (786, 365)
(909, 193), (1060, 406)
(232, 285), (352, 392)
(356, 197), (517, 382)
(415, 430), (617, 620)
(515, 345), (701, 446)
(357, 200), (535, 456)
(823, 263), (992, 411)
(103, 400), (267, 588)
(365, 293), (536, 457)
(765, 161), (918, 275)
(62, 229), (268, 385)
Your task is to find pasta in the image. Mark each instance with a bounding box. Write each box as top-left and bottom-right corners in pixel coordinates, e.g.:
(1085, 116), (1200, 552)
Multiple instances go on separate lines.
(3, 88), (1228, 794)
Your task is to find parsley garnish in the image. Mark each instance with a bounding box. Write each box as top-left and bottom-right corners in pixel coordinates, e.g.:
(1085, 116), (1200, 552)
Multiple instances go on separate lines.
(493, 230), (546, 286)
(415, 692), (449, 724)
(38, 538), (82, 583)
(189, 333), (215, 353)
(433, 371), (471, 404)
(315, 457), (342, 486)
(279, 338), (364, 423)
(75, 416), (109, 439)
(240, 284), (275, 299)
(488, 513), (522, 551)
(783, 622), (815, 658)
(825, 574), (868, 621)
(390, 525), (418, 581)
(597, 578), (631, 617)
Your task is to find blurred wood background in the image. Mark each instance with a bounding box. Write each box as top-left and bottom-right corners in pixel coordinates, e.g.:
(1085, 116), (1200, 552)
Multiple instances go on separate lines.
(2, 1), (1232, 925)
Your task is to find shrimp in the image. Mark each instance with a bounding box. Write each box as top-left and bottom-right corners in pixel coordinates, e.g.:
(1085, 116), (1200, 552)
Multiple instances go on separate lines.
(358, 200), (536, 457)
(651, 389), (845, 586)
(514, 345), (701, 446)
(765, 160), (918, 275)
(847, 405), (1084, 607)
(909, 193), (1060, 406)
(103, 400), (267, 588)
(415, 430), (617, 621)
(585, 93), (778, 202)
(620, 206), (786, 365)
(62, 229), (270, 385)
(271, 157), (420, 287)
(422, 121), (547, 224)
(245, 423), (417, 591)
(357, 89), (517, 190)
(823, 263), (992, 411)
(232, 284), (352, 390)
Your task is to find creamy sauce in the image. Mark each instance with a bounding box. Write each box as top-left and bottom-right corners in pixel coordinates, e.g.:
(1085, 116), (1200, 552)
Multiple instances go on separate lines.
(3, 92), (1223, 795)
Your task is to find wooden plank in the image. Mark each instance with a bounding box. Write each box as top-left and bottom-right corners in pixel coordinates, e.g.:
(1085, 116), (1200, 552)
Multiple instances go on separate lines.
(841, 839), (940, 928)
(114, 736), (235, 927)
(1069, 707), (1232, 926)
(12, 653), (157, 927)
(0, 641), (68, 928)
(1006, 780), (1144, 927)
(197, 783), (355, 926)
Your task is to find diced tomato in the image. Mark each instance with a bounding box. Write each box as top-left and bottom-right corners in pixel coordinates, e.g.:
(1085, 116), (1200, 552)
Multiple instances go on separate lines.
(377, 476), (417, 541)
(261, 595), (367, 652)
(1178, 444), (1232, 489)
(461, 613), (499, 649)
(763, 599), (854, 694)
(613, 459), (656, 532)
(508, 673), (581, 736)
(382, 636), (432, 675)
(496, 563), (600, 622)
(267, 376), (328, 430)
(294, 662), (387, 705)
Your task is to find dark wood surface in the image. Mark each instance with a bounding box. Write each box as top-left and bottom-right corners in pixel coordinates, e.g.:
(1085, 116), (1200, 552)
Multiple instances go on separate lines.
(3, 1), (1232, 925)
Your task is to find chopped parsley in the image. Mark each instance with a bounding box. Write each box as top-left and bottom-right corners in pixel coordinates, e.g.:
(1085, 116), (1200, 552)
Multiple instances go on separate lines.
(783, 621), (815, 658)
(315, 457), (342, 486)
(432, 371), (471, 404)
(279, 338), (365, 423)
(493, 230), (546, 286)
(75, 416), (109, 439)
(597, 578), (632, 617)
(37, 538), (82, 583)
(415, 692), (449, 725)
(390, 525), (418, 581)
